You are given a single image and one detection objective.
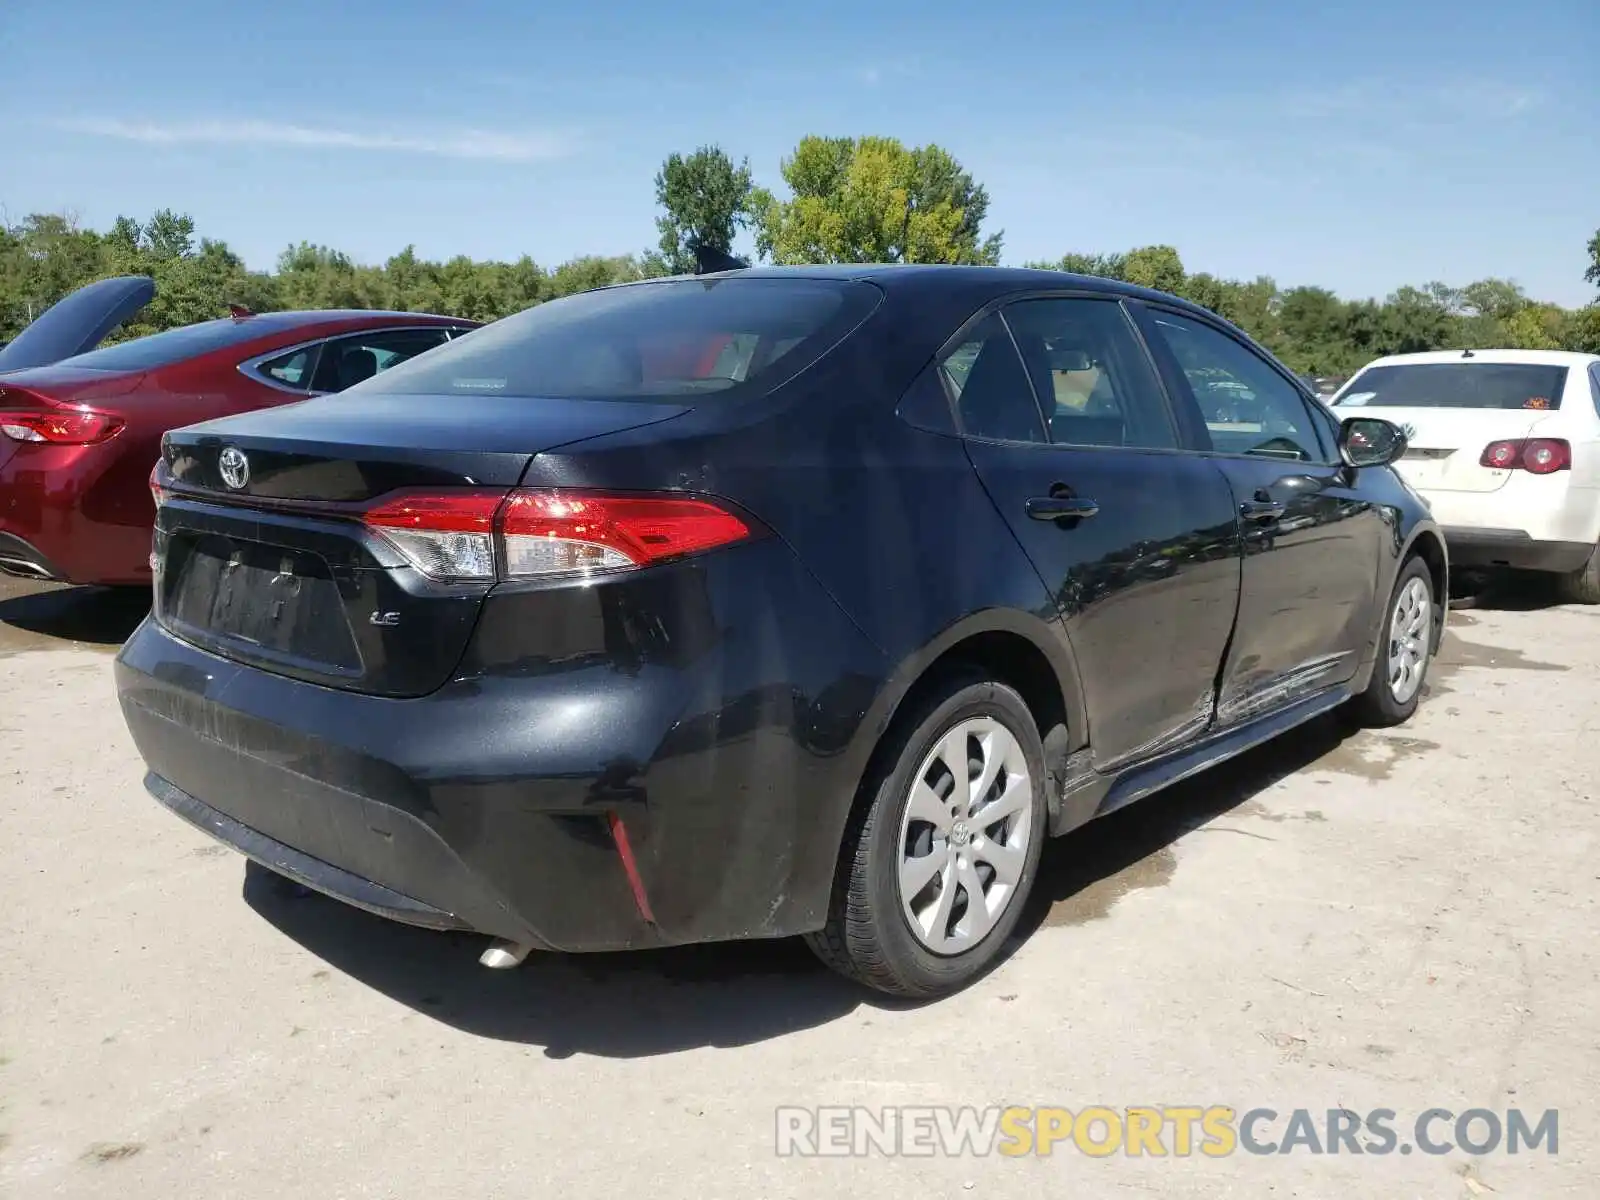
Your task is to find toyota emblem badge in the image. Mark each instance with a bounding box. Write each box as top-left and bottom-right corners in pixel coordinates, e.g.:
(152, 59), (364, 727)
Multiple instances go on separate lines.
(218, 446), (250, 490)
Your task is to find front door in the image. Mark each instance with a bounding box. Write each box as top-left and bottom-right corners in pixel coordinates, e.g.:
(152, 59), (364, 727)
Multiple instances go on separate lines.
(1136, 305), (1384, 725)
(947, 296), (1242, 768)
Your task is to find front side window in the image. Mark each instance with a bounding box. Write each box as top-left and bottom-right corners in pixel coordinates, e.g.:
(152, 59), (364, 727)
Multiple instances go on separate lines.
(1001, 298), (1177, 450)
(1148, 310), (1327, 462)
(1335, 361), (1570, 412)
(356, 279), (882, 401)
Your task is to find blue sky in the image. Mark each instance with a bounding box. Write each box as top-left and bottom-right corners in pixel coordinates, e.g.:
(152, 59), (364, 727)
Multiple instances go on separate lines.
(5, 0), (1597, 305)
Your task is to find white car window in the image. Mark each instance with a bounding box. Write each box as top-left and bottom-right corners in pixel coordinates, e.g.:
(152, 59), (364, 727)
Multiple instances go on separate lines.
(1334, 362), (1569, 412)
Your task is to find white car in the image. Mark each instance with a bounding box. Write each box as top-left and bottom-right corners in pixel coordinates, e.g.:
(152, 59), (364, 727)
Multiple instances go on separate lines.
(1330, 349), (1600, 601)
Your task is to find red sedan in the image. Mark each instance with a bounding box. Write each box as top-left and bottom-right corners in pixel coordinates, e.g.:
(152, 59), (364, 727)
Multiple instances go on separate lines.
(0, 277), (478, 586)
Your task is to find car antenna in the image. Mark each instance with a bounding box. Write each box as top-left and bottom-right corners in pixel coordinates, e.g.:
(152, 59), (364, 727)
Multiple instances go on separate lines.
(693, 245), (748, 275)
(227, 303), (254, 319)
(1461, 348), (1475, 358)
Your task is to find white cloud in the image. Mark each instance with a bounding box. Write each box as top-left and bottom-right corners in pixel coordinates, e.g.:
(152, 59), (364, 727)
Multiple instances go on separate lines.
(1282, 80), (1548, 122)
(51, 116), (570, 162)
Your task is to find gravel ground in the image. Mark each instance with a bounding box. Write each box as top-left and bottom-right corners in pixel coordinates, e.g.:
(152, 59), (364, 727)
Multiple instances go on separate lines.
(2, 574), (1596, 1199)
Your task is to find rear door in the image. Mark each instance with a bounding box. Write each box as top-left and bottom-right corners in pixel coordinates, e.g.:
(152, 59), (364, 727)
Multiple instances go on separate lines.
(952, 295), (1242, 768)
(1136, 305), (1383, 724)
(1332, 360), (1574, 494)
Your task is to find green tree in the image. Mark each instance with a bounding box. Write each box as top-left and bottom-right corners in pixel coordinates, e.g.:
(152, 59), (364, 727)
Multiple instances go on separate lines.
(752, 136), (1002, 266)
(1503, 303), (1566, 350)
(1585, 228), (1600, 287)
(653, 146), (755, 274)
(1119, 245), (1185, 294)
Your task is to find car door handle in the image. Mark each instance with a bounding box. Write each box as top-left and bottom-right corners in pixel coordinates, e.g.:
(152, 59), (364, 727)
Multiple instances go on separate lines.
(1026, 496), (1100, 521)
(1239, 499), (1286, 522)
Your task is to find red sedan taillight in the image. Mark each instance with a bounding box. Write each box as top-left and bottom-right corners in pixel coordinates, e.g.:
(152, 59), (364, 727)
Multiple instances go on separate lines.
(362, 488), (753, 582)
(1479, 438), (1571, 475)
(0, 405), (124, 445)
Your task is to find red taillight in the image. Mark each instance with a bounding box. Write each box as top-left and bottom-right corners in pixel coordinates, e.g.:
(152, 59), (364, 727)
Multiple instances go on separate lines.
(360, 488), (752, 582)
(499, 490), (751, 579)
(0, 407), (124, 445)
(364, 490), (503, 580)
(1522, 438), (1571, 474)
(1479, 438), (1570, 474)
(149, 461), (168, 507)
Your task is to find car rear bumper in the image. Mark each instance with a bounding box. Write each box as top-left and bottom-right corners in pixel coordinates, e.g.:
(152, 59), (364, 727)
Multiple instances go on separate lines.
(0, 531), (64, 582)
(114, 549), (890, 952)
(0, 469), (152, 585)
(1439, 527), (1594, 573)
(1414, 476), (1600, 574)
(148, 772), (471, 931)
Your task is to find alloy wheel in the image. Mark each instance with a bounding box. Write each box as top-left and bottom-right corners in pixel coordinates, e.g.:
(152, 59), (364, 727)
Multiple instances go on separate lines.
(897, 716), (1035, 954)
(1387, 575), (1432, 704)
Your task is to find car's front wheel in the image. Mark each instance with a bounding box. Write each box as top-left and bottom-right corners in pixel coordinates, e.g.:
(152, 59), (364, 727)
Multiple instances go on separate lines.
(1350, 555), (1436, 727)
(806, 674), (1048, 998)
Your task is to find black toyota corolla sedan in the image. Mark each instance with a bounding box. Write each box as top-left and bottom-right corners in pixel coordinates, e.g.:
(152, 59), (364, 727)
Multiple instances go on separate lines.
(115, 265), (1446, 998)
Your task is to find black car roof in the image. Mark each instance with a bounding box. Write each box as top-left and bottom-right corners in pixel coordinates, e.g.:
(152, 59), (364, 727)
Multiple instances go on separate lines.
(687, 263), (1223, 321)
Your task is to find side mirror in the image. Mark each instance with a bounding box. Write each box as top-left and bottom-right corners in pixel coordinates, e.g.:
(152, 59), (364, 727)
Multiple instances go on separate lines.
(1339, 416), (1407, 468)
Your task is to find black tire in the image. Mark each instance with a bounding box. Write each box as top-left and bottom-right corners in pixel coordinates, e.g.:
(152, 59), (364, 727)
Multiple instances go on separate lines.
(1349, 555), (1436, 728)
(1556, 544), (1600, 604)
(805, 674), (1048, 998)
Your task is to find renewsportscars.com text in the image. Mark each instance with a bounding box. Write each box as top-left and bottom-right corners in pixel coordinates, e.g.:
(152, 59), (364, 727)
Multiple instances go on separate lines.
(774, 1105), (1559, 1158)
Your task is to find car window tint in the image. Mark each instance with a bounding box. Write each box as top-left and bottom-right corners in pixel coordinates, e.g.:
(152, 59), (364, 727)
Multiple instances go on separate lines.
(1001, 298), (1176, 450)
(939, 314), (1047, 444)
(253, 346), (316, 390)
(356, 279), (881, 402)
(310, 328), (451, 393)
(1587, 363), (1600, 418)
(1148, 311), (1326, 462)
(1334, 361), (1570, 411)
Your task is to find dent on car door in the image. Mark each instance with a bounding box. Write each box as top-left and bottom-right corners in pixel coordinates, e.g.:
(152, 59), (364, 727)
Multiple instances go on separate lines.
(950, 296), (1242, 770)
(1135, 305), (1385, 724)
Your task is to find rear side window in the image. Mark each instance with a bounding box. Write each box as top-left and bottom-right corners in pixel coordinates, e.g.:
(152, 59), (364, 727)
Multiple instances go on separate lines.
(357, 279), (881, 401)
(1336, 362), (1570, 411)
(938, 314), (1047, 444)
(254, 346), (315, 389)
(1589, 363), (1600, 418)
(309, 328), (451, 392)
(54, 318), (279, 372)
(1001, 297), (1177, 449)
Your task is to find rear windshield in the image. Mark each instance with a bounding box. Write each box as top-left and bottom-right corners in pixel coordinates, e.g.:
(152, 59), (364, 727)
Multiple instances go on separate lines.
(55, 318), (281, 372)
(1335, 362), (1569, 411)
(356, 277), (882, 401)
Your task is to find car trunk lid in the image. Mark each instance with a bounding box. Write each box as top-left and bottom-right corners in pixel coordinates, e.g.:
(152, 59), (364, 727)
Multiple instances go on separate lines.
(154, 392), (690, 696)
(0, 276), (155, 373)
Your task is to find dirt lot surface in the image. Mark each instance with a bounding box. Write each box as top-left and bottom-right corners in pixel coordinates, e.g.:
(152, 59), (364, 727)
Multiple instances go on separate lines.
(2, 574), (1596, 1198)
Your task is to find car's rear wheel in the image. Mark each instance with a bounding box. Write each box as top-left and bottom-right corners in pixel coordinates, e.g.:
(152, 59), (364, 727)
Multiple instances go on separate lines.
(806, 674), (1047, 998)
(1350, 555), (1435, 727)
(1556, 544), (1600, 604)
